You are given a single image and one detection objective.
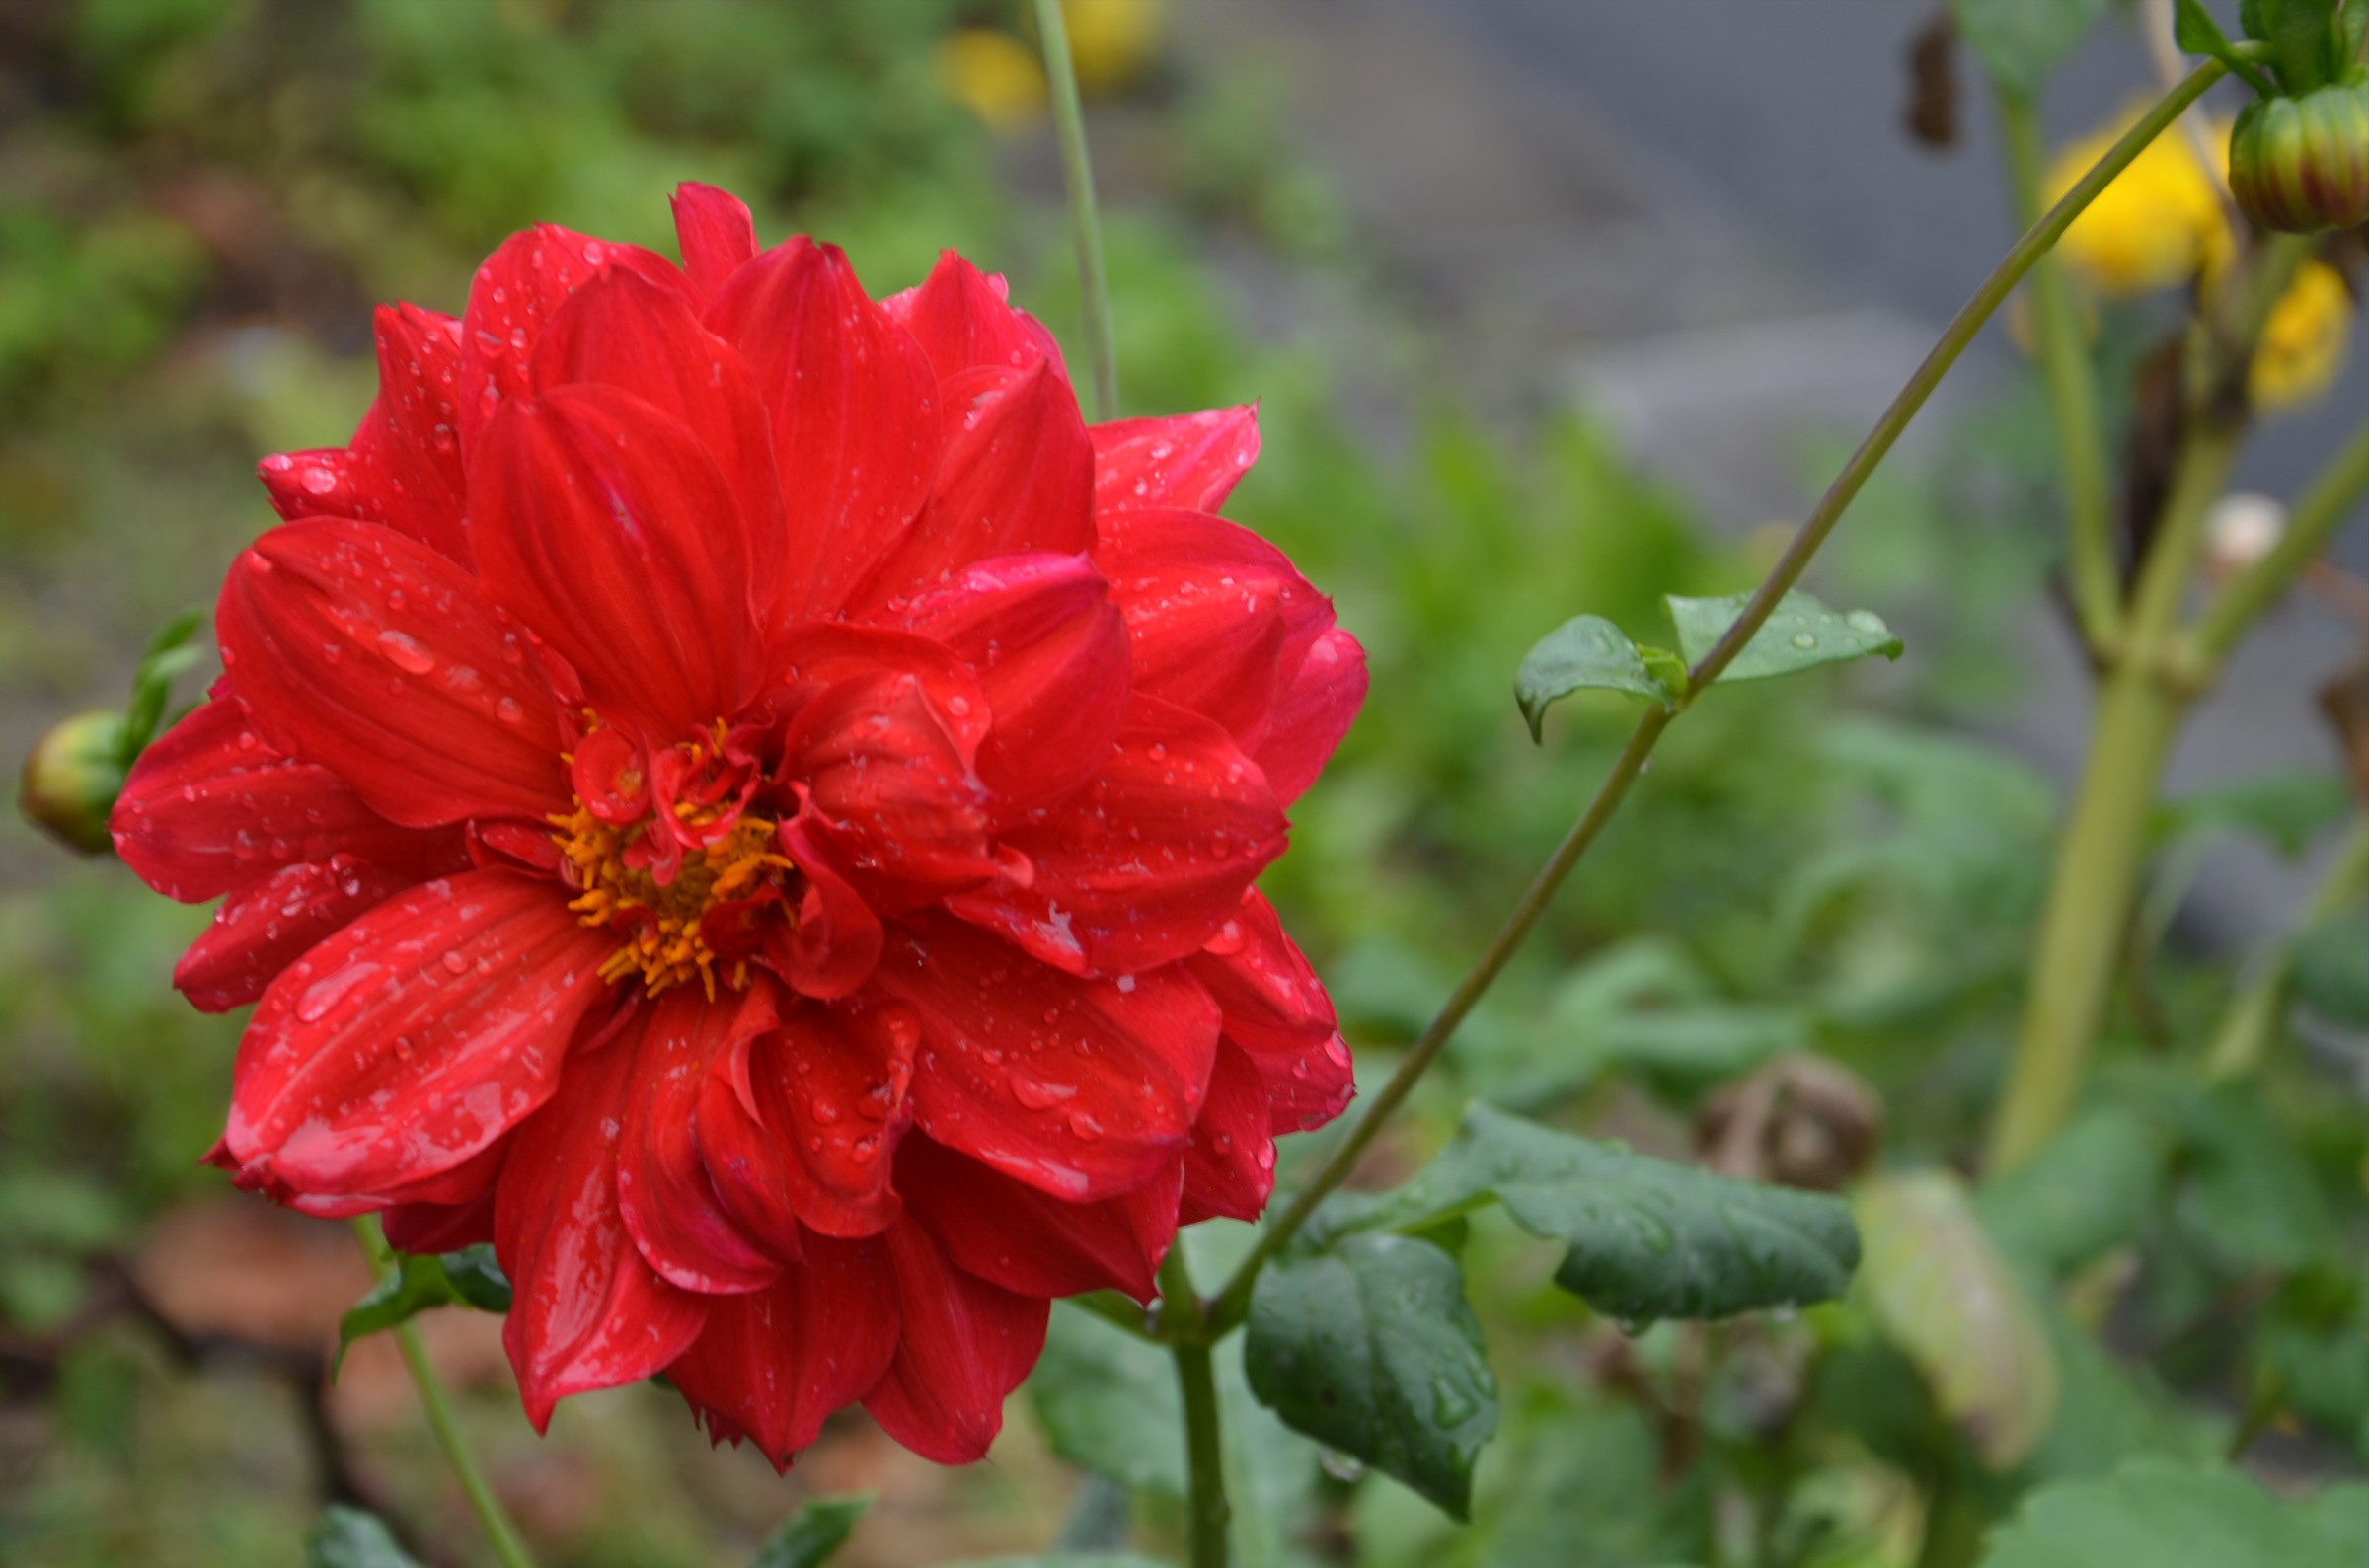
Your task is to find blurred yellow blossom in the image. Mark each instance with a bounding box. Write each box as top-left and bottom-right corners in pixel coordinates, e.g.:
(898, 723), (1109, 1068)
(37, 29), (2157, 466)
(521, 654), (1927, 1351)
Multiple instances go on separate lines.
(2246, 258), (2353, 411)
(939, 27), (1047, 133)
(1064, 0), (1167, 93)
(2045, 112), (2232, 296)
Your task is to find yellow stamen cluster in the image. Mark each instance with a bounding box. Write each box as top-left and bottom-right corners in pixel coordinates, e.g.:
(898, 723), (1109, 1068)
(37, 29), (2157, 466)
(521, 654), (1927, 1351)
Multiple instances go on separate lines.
(552, 803), (795, 999)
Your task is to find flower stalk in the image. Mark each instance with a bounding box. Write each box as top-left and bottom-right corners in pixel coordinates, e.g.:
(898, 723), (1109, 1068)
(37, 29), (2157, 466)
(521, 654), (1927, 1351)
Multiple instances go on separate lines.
(1034, 0), (1119, 422)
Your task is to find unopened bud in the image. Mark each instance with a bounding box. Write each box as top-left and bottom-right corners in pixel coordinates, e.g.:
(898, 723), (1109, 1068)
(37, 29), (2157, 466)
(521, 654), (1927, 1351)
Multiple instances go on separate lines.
(19, 709), (128, 856)
(2204, 491), (2288, 586)
(2228, 74), (2369, 234)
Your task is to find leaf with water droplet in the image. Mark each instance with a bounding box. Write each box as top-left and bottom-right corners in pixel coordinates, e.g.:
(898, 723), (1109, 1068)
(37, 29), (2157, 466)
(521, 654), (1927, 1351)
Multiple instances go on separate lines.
(1663, 590), (1903, 686)
(1244, 1232), (1497, 1520)
(1512, 615), (1683, 740)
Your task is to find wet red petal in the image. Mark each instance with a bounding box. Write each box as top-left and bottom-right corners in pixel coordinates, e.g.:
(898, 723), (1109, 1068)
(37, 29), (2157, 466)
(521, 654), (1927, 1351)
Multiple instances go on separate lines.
(886, 553), (1131, 816)
(1180, 1041), (1277, 1225)
(1254, 623), (1366, 805)
(783, 668), (1002, 899)
(862, 1218), (1047, 1464)
(220, 869), (615, 1201)
(666, 1230), (899, 1469)
(882, 250), (1064, 383)
(470, 384), (759, 738)
(1092, 405), (1261, 515)
(946, 696), (1286, 975)
(1187, 890), (1354, 1134)
(670, 183), (759, 305)
(706, 238), (940, 618)
(497, 1019), (709, 1430)
(215, 519), (567, 828)
(617, 986), (783, 1295)
(873, 916), (1217, 1202)
(770, 812), (885, 1000)
(382, 1183), (497, 1253)
(175, 858), (426, 1013)
(898, 1134), (1178, 1303)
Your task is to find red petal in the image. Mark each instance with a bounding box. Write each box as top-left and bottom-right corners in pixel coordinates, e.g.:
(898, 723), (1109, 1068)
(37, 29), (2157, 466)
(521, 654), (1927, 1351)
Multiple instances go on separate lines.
(1187, 890), (1354, 1134)
(458, 224), (688, 452)
(175, 858), (425, 1013)
(887, 553), (1131, 815)
(617, 986), (782, 1294)
(527, 266), (784, 596)
(873, 917), (1217, 1202)
(1095, 507), (1332, 751)
(898, 1134), (1177, 1303)
(497, 1020), (709, 1430)
(670, 183), (759, 305)
(112, 696), (460, 903)
(260, 448), (363, 522)
(215, 519), (568, 827)
(699, 999), (917, 1241)
(945, 696), (1286, 975)
(882, 251), (1064, 382)
(469, 384), (759, 737)
(706, 239), (940, 617)
(220, 869), (616, 1201)
(863, 1219), (1048, 1464)
(771, 813), (884, 1000)
(783, 668), (1001, 898)
(1255, 623), (1366, 805)
(666, 1231), (899, 1468)
(1180, 1041), (1277, 1225)
(1092, 406), (1261, 515)
(382, 1186), (497, 1253)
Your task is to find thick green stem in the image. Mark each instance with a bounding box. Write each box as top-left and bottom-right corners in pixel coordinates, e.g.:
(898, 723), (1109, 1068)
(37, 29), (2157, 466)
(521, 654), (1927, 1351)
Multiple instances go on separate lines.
(1999, 88), (2121, 657)
(1157, 1248), (1231, 1568)
(1208, 59), (2235, 1332)
(353, 1220), (536, 1568)
(2192, 414), (2369, 664)
(2203, 815), (2369, 1078)
(1033, 0), (1118, 421)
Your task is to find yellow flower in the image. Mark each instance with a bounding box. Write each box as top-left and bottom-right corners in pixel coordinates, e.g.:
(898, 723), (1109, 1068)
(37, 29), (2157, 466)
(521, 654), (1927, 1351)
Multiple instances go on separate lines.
(938, 27), (1048, 133)
(2247, 259), (2354, 411)
(1063, 0), (1166, 93)
(2046, 112), (2231, 296)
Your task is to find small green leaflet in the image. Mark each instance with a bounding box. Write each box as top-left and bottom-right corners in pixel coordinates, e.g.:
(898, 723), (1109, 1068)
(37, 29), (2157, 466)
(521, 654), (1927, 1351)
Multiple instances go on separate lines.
(1244, 1232), (1497, 1519)
(1978, 1457), (2369, 1568)
(1329, 1103), (1861, 1327)
(1948, 0), (2115, 97)
(1664, 590), (1903, 684)
(2176, 0), (2281, 94)
(1514, 615), (1682, 738)
(751, 1496), (870, 1568)
(2291, 913), (2369, 1027)
(337, 1245), (512, 1372)
(306, 1507), (425, 1568)
(121, 607), (208, 763)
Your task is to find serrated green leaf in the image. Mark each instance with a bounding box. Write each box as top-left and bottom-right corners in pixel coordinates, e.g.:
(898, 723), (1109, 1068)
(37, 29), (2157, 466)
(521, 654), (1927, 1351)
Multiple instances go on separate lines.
(1977, 1106), (2169, 1279)
(1978, 1458), (2369, 1568)
(2291, 913), (2369, 1026)
(1514, 615), (1677, 739)
(337, 1248), (511, 1372)
(1663, 591), (1902, 686)
(1245, 1232), (1497, 1519)
(1858, 1170), (2060, 1470)
(306, 1506), (425, 1568)
(1949, 0), (2116, 96)
(1340, 1104), (1860, 1328)
(752, 1496), (870, 1568)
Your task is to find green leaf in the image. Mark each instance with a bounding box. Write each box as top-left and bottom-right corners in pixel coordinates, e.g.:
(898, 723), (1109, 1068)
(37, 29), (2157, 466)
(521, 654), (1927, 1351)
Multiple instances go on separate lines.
(2241, 0), (2344, 89)
(1245, 1232), (1497, 1519)
(1662, 590), (1902, 687)
(122, 607), (208, 757)
(1513, 615), (1678, 739)
(2291, 913), (2369, 1027)
(1977, 1106), (2169, 1279)
(1978, 1458), (2369, 1568)
(1342, 1104), (1861, 1328)
(1948, 0), (2116, 96)
(1857, 1170), (2060, 1470)
(752, 1496), (870, 1568)
(2174, 0), (2280, 87)
(306, 1506), (426, 1568)
(337, 1248), (512, 1372)
(2153, 773), (2355, 858)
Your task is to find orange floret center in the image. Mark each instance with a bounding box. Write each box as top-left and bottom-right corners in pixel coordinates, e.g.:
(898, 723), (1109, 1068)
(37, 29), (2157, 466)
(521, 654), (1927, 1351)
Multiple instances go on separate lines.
(551, 803), (793, 1000)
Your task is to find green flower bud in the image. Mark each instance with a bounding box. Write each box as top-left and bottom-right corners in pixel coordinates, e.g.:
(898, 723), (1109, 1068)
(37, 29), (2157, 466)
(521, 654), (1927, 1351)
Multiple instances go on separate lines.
(19, 709), (129, 856)
(2229, 71), (2369, 233)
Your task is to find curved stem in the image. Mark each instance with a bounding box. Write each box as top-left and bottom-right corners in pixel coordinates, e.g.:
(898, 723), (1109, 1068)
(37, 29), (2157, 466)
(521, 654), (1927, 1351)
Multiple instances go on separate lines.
(2192, 415), (2369, 664)
(1998, 87), (2121, 656)
(1033, 0), (1118, 422)
(2203, 813), (2369, 1078)
(1207, 59), (2233, 1332)
(352, 1220), (536, 1568)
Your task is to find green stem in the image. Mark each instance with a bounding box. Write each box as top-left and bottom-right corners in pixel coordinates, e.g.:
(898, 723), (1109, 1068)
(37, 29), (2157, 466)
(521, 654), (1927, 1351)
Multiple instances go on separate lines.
(352, 1220), (537, 1568)
(2203, 814), (2369, 1078)
(1158, 1248), (1231, 1568)
(2192, 414), (2369, 664)
(1208, 59), (2235, 1332)
(1033, 0), (1118, 422)
(1915, 1473), (1989, 1568)
(1987, 426), (2241, 1172)
(1999, 87), (2121, 657)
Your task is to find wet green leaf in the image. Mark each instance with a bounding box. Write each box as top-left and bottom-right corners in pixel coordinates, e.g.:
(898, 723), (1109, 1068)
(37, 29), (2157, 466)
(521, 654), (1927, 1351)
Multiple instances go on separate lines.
(1514, 614), (1679, 739)
(1664, 590), (1902, 686)
(1979, 1458), (2369, 1568)
(1245, 1232), (1497, 1519)
(752, 1496), (870, 1568)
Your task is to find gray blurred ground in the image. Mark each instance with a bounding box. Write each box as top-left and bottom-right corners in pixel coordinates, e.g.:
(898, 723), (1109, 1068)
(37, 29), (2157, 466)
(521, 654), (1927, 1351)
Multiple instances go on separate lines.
(1181, 0), (2369, 946)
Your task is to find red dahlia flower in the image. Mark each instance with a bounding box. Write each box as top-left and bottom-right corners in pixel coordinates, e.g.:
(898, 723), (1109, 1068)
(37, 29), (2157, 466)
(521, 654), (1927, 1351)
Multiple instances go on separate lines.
(110, 185), (1364, 1465)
